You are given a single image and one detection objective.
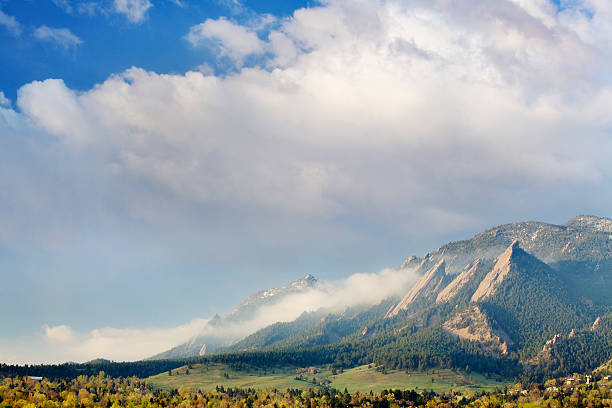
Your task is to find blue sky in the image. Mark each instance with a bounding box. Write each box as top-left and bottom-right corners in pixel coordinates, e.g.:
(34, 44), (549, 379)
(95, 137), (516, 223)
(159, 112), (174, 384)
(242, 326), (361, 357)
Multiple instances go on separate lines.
(0, 0), (311, 101)
(1, 0), (611, 363)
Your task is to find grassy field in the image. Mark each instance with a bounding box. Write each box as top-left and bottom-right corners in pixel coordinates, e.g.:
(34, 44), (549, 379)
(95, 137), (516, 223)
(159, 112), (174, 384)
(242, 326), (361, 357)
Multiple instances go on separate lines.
(147, 363), (510, 393)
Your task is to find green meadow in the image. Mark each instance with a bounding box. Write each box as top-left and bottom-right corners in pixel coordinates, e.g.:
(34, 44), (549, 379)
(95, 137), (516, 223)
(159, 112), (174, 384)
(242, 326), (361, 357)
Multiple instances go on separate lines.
(148, 363), (509, 393)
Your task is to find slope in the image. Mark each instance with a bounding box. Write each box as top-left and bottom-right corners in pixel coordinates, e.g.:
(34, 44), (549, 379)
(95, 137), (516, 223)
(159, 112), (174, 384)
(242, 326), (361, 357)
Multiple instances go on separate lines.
(150, 274), (319, 359)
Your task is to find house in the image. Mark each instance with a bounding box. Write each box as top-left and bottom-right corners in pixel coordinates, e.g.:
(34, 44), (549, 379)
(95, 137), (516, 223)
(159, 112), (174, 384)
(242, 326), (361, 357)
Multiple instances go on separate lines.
(586, 375), (593, 384)
(28, 376), (43, 381)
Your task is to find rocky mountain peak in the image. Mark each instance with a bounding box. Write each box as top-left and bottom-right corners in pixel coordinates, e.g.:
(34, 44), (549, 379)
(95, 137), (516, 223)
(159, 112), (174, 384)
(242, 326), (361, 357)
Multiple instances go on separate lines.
(386, 259), (450, 317)
(400, 255), (421, 269)
(293, 274), (318, 287)
(509, 239), (520, 250)
(502, 239), (525, 264)
(436, 260), (482, 304)
(471, 240), (523, 302)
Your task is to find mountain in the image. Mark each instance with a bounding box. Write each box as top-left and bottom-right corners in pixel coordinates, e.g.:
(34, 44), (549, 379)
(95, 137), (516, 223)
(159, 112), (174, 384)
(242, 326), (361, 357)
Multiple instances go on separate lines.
(386, 259), (451, 317)
(197, 215), (612, 379)
(149, 274), (319, 359)
(86, 358), (113, 365)
(222, 298), (397, 353)
(436, 260), (484, 304)
(385, 217), (611, 362)
(224, 274), (318, 324)
(393, 215), (612, 307)
(530, 314), (612, 377)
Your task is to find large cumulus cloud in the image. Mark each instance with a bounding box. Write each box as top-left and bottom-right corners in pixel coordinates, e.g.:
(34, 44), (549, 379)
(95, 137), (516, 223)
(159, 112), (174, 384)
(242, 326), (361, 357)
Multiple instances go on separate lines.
(14, 1), (612, 226)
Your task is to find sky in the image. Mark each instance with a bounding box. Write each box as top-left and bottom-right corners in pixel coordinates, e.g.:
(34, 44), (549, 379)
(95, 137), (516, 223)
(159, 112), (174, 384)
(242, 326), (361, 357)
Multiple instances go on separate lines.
(0, 0), (612, 364)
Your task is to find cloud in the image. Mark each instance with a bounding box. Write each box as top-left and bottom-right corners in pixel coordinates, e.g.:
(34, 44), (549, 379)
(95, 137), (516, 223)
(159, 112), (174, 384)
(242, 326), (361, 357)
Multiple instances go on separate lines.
(2, 0), (611, 247)
(186, 17), (266, 65)
(33, 26), (83, 49)
(43, 324), (74, 343)
(70, 318), (209, 362)
(51, 0), (156, 20)
(0, 318), (210, 364)
(0, 91), (10, 107)
(4, 0), (612, 243)
(15, 0), (612, 223)
(244, 267), (421, 331)
(0, 9), (22, 36)
(51, 0), (104, 16)
(114, 0), (153, 23)
(18, 79), (91, 144)
(51, 0), (73, 13)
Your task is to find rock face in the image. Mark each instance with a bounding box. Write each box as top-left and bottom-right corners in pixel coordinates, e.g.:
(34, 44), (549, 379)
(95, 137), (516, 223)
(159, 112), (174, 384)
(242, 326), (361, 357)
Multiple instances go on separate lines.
(148, 274), (319, 360)
(436, 260), (481, 304)
(400, 255), (422, 269)
(442, 305), (513, 354)
(471, 240), (520, 302)
(386, 259), (451, 317)
(592, 317), (602, 331)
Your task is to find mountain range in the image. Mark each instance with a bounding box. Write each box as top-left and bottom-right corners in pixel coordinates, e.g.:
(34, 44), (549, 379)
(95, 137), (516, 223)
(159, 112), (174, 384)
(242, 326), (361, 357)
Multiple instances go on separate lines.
(150, 274), (319, 359)
(153, 215), (612, 379)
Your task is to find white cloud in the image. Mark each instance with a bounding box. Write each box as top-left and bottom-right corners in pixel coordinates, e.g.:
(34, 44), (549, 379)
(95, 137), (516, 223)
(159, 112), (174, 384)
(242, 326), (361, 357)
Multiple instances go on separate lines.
(70, 318), (209, 362)
(0, 91), (10, 107)
(52, 0), (104, 16)
(16, 0), (612, 222)
(3, 0), (610, 237)
(34, 26), (83, 49)
(186, 17), (266, 65)
(246, 267), (421, 331)
(43, 324), (74, 343)
(0, 9), (22, 36)
(51, 0), (73, 13)
(18, 79), (91, 144)
(114, 0), (153, 23)
(0, 318), (209, 364)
